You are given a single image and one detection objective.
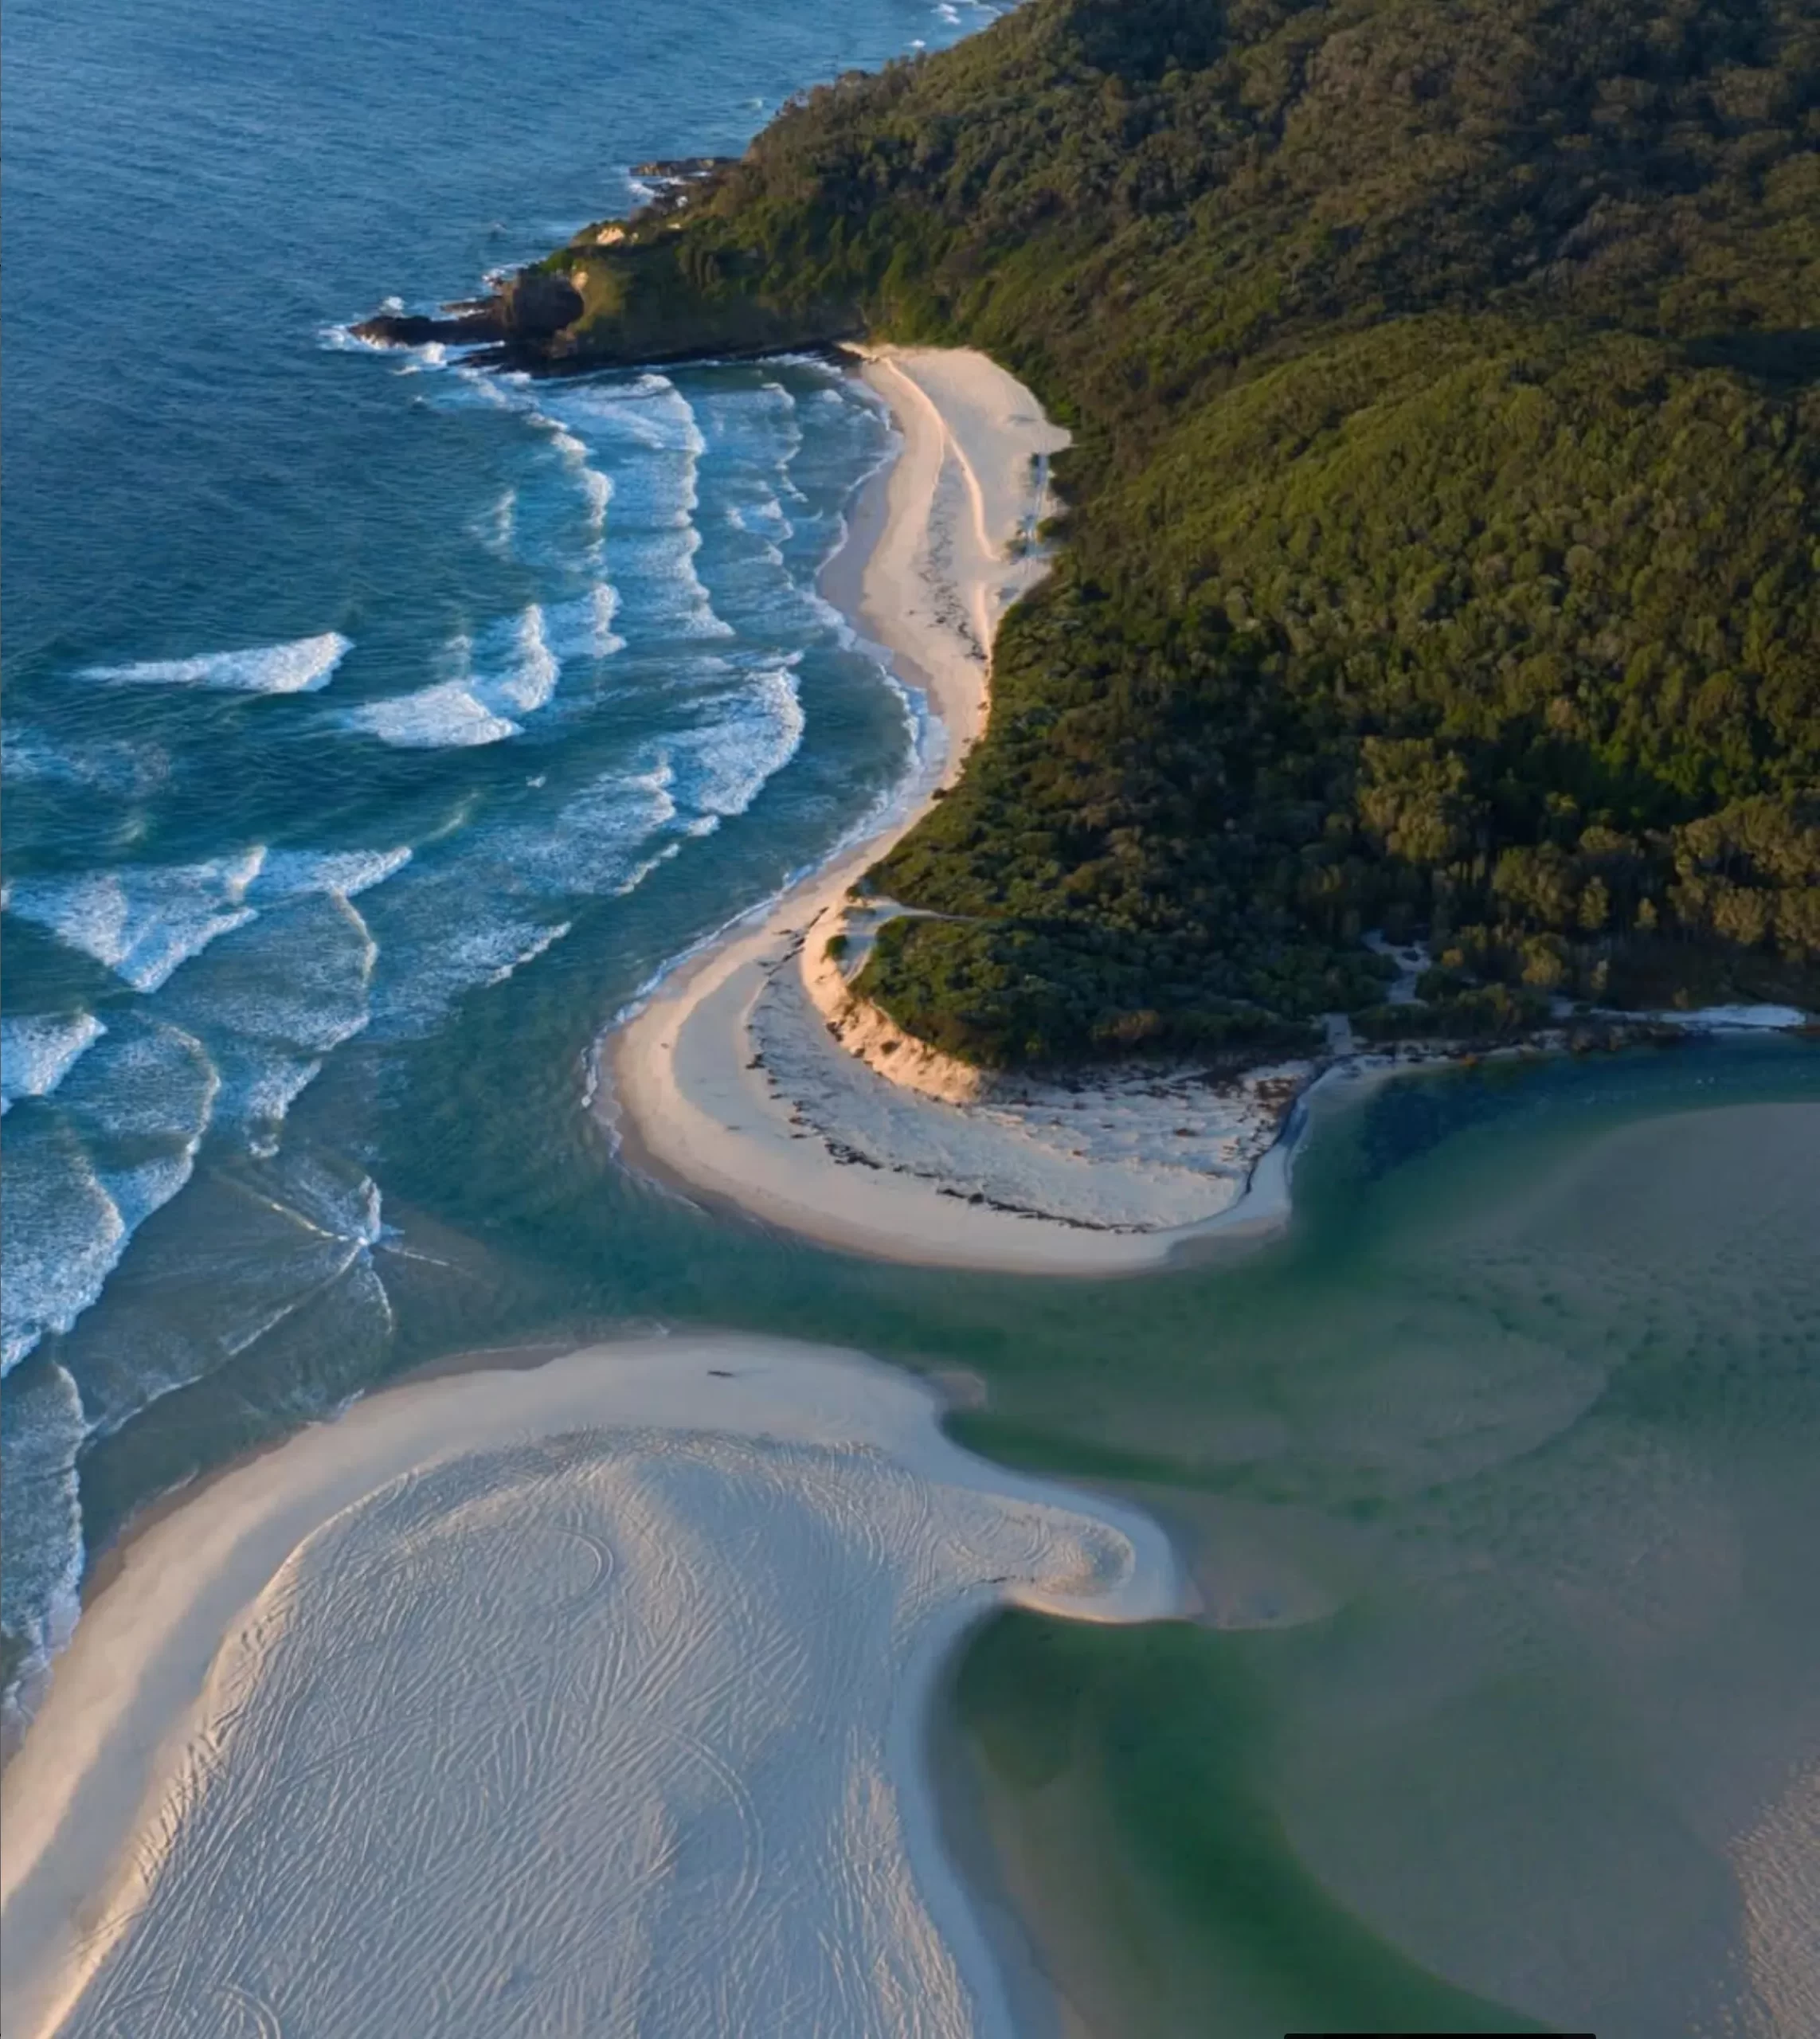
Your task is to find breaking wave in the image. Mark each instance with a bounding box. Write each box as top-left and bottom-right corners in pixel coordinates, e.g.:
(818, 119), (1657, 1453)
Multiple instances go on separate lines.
(0, 347), (903, 1732)
(6, 849), (268, 993)
(346, 605), (562, 748)
(81, 632), (352, 695)
(1, 1012), (108, 1116)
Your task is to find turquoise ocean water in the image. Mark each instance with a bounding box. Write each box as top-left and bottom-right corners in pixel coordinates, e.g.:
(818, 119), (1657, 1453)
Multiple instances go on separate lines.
(6, 14), (1818, 2028)
(1, 0), (1005, 1702)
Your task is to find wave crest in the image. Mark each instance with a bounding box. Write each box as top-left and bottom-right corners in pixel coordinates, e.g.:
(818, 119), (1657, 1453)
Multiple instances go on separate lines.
(82, 632), (352, 695)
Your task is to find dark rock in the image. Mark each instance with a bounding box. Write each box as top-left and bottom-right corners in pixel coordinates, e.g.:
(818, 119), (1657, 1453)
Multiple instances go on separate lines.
(350, 268), (581, 353)
(350, 305), (502, 348)
(503, 271), (584, 339)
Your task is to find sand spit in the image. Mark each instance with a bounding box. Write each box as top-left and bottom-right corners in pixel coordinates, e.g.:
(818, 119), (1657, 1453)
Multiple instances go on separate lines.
(1, 1335), (1181, 2039)
(609, 347), (1310, 1274)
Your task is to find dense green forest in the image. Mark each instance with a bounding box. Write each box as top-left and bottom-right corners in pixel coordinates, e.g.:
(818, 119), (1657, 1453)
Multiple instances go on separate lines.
(552, 0), (1819, 1065)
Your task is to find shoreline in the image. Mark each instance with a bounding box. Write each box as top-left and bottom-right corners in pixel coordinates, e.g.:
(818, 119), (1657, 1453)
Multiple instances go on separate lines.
(601, 345), (1816, 1276)
(605, 347), (1324, 1275)
(0, 1333), (1184, 2038)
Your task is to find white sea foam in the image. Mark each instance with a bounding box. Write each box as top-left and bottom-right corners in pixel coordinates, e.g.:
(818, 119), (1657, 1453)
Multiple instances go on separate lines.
(197, 898), (379, 1055)
(6, 849), (267, 993)
(576, 464), (613, 535)
(158, 890), (382, 1153)
(481, 918), (570, 989)
(608, 523), (734, 637)
(456, 367), (737, 644)
(532, 415), (615, 534)
(59, 1019), (221, 1149)
(317, 323), (362, 351)
(348, 606), (565, 749)
(395, 342), (449, 374)
(0, 1355), (87, 1739)
(0, 1021), (217, 1374)
(452, 372), (621, 557)
(81, 632), (351, 696)
(730, 489), (794, 552)
(249, 845), (412, 904)
(695, 378), (804, 474)
(661, 660), (807, 826)
(105, 1148), (207, 1236)
(480, 605), (560, 714)
(369, 905), (576, 1035)
(5, 850), (404, 1145)
(226, 1054), (327, 1157)
(0, 1141), (127, 1376)
(346, 679), (521, 749)
(72, 1155), (392, 1444)
(544, 585), (626, 662)
(501, 762), (679, 894)
(474, 485), (518, 554)
(0, 1015), (107, 1117)
(448, 360), (515, 409)
(545, 373), (703, 449)
(538, 378), (707, 529)
(358, 751), (687, 1035)
(316, 323), (389, 355)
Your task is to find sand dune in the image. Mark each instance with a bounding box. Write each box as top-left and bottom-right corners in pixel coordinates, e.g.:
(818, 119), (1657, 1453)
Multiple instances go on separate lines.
(608, 348), (1309, 1274)
(1, 1337), (1181, 2037)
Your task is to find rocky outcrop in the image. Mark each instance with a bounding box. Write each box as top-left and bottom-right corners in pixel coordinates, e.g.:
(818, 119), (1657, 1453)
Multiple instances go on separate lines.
(350, 270), (583, 353)
(502, 271), (585, 338)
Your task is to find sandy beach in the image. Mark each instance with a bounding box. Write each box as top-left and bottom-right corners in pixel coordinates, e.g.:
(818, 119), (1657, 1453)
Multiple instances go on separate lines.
(608, 348), (1315, 1274)
(1, 1334), (1182, 2039)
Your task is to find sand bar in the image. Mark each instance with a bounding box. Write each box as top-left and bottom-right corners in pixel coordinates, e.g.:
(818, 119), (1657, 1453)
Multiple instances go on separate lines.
(608, 348), (1312, 1274)
(1, 1333), (1182, 2038)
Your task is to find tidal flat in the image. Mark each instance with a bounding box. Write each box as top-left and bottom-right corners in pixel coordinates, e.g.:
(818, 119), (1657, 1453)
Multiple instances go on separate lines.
(29, 1035), (1819, 2038)
(940, 1063), (1820, 2037)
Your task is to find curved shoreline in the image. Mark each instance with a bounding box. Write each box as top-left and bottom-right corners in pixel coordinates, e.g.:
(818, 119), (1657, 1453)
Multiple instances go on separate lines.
(0, 1333), (1184, 2038)
(607, 347), (1317, 1275)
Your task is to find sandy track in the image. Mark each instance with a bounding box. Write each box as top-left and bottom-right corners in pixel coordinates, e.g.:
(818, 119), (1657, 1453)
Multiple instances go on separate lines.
(607, 348), (1309, 1274)
(1, 1337), (1181, 2037)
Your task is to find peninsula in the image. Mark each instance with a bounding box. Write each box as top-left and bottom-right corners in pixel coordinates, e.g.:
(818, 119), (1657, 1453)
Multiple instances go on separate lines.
(609, 344), (1321, 1269)
(365, 0), (1817, 1261)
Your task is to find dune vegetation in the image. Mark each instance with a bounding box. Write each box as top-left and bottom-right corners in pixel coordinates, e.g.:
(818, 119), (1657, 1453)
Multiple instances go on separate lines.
(546, 0), (1819, 1065)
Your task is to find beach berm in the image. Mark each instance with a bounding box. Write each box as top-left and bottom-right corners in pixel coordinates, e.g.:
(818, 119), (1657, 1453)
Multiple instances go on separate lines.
(608, 346), (1318, 1272)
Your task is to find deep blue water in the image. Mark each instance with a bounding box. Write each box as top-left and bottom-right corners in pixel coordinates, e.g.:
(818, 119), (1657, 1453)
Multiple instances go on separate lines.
(1, 0), (1004, 1701)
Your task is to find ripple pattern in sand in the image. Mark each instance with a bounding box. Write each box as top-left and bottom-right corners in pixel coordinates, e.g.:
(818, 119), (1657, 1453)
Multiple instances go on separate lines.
(49, 1427), (1138, 2038)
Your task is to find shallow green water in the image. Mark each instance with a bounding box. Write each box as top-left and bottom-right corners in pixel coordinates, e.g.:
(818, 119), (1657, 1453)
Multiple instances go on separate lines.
(61, 1020), (1820, 2035)
(11, 0), (1813, 2021)
(948, 1047), (1820, 2038)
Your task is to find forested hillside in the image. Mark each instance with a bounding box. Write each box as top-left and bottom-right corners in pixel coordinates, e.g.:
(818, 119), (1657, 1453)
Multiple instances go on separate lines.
(556, 0), (1820, 1063)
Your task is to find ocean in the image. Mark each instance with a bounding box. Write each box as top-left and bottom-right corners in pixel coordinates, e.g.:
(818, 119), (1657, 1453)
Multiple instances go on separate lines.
(1, 0), (1003, 1706)
(6, 6), (1818, 2029)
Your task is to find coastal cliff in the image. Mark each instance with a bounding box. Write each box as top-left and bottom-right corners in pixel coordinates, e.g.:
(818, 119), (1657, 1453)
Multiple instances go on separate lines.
(354, 157), (859, 366)
(386, 0), (1818, 1066)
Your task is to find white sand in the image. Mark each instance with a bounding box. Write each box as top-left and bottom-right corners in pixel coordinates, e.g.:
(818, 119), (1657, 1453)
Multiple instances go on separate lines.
(608, 348), (1311, 1274)
(1, 1335), (1182, 2039)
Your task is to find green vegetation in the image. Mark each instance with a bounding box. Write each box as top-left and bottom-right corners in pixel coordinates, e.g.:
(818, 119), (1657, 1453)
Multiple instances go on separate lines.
(556, 0), (1820, 1063)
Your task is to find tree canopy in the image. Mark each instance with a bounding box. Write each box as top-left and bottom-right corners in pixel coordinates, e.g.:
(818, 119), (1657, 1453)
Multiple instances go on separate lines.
(557, 0), (1819, 1063)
